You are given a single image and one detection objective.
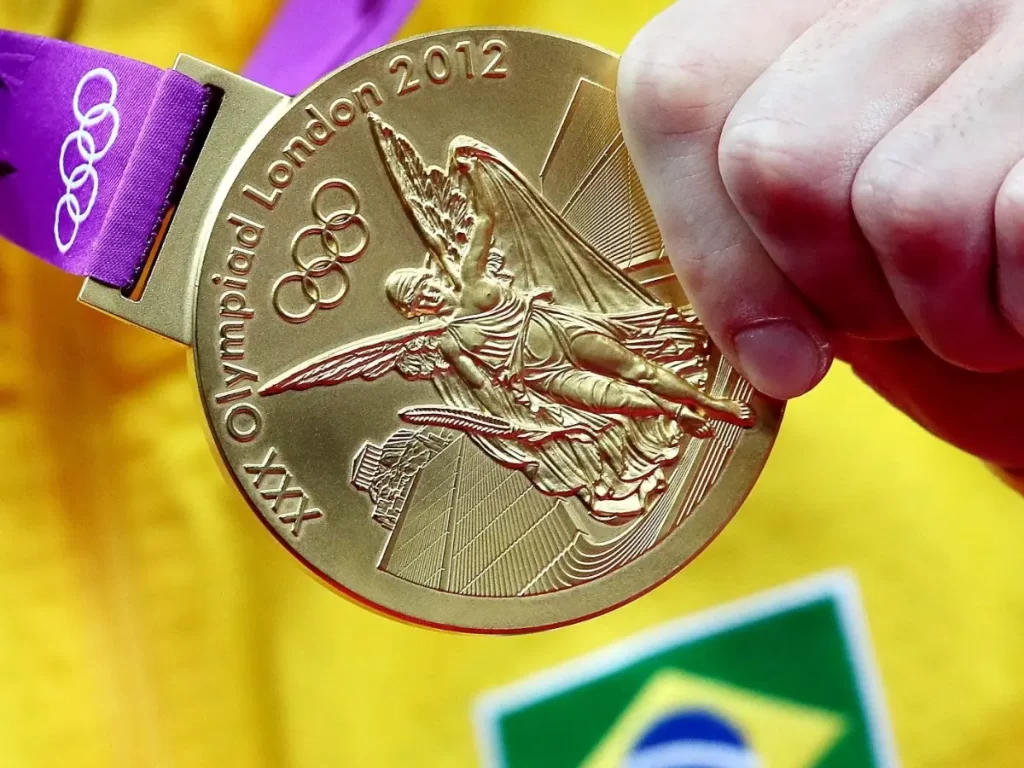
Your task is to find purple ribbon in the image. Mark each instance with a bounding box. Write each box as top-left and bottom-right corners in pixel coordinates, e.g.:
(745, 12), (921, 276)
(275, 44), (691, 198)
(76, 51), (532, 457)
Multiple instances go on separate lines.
(0, 31), (209, 286)
(0, 0), (416, 288)
(245, 0), (420, 96)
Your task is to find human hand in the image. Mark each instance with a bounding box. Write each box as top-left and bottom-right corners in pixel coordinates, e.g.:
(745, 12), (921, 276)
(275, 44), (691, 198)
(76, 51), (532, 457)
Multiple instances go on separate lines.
(619, 0), (1024, 469)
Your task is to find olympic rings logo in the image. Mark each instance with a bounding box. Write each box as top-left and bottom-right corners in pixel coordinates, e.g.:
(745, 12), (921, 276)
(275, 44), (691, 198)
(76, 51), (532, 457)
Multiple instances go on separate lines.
(54, 68), (120, 254)
(272, 179), (370, 323)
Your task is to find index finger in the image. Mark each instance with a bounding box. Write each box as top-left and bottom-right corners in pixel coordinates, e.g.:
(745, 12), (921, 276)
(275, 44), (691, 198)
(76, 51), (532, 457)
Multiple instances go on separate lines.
(618, 0), (833, 399)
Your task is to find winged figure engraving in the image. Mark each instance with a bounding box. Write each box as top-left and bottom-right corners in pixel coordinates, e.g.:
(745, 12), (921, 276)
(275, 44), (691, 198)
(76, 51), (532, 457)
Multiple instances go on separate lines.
(260, 114), (755, 522)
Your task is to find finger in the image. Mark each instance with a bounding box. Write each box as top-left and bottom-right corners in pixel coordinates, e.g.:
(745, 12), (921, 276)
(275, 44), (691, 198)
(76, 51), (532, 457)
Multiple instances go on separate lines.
(718, 0), (995, 338)
(619, 0), (835, 399)
(839, 335), (1024, 468)
(852, 28), (1024, 371)
(995, 156), (1024, 336)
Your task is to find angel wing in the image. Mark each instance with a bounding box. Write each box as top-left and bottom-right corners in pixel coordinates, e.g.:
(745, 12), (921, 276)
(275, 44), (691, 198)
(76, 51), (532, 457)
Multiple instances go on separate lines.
(368, 112), (473, 262)
(259, 321), (449, 396)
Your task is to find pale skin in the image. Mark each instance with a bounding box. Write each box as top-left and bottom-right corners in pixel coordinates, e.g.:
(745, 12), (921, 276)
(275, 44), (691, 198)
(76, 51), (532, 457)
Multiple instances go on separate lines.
(398, 154), (755, 431)
(619, 0), (1024, 471)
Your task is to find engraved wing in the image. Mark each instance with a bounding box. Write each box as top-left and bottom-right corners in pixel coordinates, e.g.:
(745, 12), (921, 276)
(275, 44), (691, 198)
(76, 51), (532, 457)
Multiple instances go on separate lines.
(259, 321), (450, 396)
(448, 136), (658, 315)
(368, 112), (473, 262)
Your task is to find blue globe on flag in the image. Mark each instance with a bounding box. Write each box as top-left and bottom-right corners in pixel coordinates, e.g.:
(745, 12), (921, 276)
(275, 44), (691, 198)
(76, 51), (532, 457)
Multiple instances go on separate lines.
(625, 709), (761, 768)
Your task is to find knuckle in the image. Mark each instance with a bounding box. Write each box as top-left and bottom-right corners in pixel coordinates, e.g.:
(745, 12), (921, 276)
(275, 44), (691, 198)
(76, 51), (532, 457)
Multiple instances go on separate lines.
(852, 153), (966, 285)
(718, 118), (844, 228)
(619, 23), (731, 138)
(852, 154), (948, 247)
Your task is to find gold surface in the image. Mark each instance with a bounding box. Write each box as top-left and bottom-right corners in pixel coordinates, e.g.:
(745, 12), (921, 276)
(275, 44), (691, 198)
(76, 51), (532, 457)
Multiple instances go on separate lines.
(119, 28), (780, 632)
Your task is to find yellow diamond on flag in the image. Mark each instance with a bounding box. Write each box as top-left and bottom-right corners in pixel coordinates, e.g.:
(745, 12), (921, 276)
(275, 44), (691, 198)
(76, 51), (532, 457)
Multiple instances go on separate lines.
(581, 669), (846, 768)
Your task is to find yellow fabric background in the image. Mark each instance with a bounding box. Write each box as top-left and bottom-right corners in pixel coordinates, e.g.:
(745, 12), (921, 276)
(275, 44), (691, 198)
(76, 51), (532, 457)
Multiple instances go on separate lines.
(1, 1), (1023, 766)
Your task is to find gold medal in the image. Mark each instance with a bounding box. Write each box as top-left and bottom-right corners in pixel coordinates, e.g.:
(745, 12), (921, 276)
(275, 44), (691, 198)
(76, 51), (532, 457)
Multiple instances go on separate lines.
(82, 29), (782, 632)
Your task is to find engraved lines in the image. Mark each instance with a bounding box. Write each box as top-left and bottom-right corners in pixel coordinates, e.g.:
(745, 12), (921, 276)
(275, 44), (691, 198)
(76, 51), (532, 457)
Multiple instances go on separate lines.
(450, 483), (533, 594)
(459, 495), (579, 597)
(625, 149), (663, 273)
(517, 526), (584, 596)
(436, 433), (465, 592)
(452, 472), (525, 557)
(454, 454), (514, 529)
(562, 141), (662, 271)
(539, 78), (621, 211)
(539, 77), (663, 273)
(382, 441), (464, 588)
(387, 441), (459, 557)
(387, 499), (447, 587)
(378, 435), (587, 597)
(385, 446), (459, 587)
(676, 361), (753, 525)
(529, 484), (673, 594)
(445, 448), (584, 596)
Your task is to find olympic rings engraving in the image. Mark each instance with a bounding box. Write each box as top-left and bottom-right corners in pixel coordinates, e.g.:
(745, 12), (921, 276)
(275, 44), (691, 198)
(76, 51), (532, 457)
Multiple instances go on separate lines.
(54, 68), (120, 254)
(272, 179), (369, 323)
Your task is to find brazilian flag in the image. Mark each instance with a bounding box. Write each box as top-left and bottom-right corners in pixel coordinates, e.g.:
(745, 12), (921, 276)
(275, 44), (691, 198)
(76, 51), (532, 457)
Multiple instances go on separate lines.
(476, 573), (897, 767)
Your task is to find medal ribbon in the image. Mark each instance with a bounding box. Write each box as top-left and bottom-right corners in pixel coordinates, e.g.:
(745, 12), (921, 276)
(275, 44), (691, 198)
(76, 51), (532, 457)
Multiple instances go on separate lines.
(0, 0), (417, 288)
(245, 0), (419, 96)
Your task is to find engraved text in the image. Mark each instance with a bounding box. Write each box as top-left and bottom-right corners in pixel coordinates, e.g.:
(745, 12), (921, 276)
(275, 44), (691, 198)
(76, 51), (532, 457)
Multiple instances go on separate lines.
(244, 448), (324, 536)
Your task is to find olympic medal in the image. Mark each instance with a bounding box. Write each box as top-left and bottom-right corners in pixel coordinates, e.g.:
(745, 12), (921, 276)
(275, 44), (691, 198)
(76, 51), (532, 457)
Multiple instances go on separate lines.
(192, 29), (782, 632)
